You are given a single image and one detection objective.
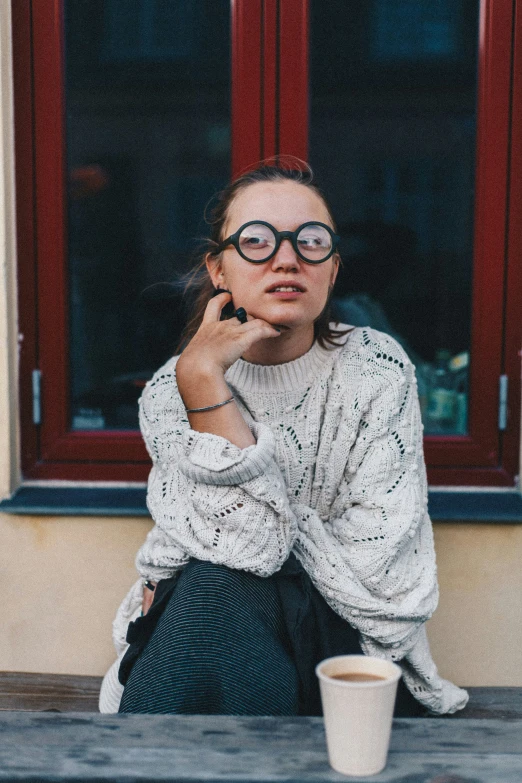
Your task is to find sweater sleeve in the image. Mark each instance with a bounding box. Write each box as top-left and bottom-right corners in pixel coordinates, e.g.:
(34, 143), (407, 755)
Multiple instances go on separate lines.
(135, 362), (297, 578)
(291, 338), (438, 661)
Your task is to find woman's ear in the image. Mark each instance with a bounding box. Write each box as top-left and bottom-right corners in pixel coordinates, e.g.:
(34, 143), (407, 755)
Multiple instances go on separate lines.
(205, 252), (225, 289)
(330, 254), (340, 288)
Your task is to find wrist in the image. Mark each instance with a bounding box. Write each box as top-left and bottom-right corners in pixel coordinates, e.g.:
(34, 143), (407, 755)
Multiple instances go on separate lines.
(177, 355), (224, 384)
(177, 362), (231, 413)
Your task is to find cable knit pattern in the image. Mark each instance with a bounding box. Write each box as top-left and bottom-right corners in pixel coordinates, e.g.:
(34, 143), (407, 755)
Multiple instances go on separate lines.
(101, 323), (468, 716)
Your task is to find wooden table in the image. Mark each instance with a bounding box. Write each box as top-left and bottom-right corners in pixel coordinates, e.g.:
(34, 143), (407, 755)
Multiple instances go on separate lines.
(0, 712), (521, 782)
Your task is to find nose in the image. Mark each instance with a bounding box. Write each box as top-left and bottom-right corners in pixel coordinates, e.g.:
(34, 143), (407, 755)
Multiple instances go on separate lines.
(270, 237), (300, 269)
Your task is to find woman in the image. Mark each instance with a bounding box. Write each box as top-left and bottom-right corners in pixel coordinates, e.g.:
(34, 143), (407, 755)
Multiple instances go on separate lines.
(99, 162), (468, 717)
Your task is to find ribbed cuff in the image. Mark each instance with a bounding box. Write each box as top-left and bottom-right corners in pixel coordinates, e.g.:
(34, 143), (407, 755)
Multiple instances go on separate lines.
(178, 420), (277, 485)
(99, 655), (124, 714)
(135, 564), (182, 582)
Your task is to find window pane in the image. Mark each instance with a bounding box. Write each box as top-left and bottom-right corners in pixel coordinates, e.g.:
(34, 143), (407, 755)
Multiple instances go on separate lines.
(310, 0), (479, 435)
(64, 0), (230, 431)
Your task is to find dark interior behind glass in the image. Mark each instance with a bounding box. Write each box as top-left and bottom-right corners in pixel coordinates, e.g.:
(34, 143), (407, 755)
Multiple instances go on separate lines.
(311, 0), (479, 434)
(65, 0), (230, 431)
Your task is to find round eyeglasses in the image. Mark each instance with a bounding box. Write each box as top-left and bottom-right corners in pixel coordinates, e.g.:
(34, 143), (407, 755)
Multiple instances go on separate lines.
(210, 220), (340, 264)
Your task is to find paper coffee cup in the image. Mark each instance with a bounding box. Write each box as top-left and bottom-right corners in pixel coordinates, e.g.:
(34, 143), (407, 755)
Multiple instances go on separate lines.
(316, 654), (402, 777)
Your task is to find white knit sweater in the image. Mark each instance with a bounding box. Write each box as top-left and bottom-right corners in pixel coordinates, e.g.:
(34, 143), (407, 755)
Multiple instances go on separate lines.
(99, 323), (469, 716)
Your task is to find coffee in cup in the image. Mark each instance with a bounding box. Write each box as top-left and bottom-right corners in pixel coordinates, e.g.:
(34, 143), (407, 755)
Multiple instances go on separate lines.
(331, 672), (387, 683)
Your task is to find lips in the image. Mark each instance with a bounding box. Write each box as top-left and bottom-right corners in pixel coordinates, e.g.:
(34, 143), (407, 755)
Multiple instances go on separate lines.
(265, 282), (306, 292)
(267, 289), (304, 299)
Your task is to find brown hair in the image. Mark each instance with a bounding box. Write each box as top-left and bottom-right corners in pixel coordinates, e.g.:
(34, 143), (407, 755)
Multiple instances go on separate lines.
(173, 157), (354, 355)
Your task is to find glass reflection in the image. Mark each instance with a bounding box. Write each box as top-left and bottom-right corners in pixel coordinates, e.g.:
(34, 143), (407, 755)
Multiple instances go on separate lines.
(310, 0), (479, 435)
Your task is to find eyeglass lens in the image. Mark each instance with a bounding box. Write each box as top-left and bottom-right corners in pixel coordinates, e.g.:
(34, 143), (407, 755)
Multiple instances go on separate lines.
(238, 223), (332, 262)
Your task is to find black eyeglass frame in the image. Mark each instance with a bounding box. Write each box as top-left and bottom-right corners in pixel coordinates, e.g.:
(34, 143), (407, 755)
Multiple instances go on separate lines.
(210, 220), (340, 264)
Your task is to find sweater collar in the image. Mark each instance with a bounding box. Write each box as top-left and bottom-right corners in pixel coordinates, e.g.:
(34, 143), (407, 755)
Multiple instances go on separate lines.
(225, 324), (349, 394)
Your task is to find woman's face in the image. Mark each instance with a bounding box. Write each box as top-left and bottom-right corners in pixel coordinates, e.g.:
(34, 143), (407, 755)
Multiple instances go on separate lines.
(206, 180), (339, 333)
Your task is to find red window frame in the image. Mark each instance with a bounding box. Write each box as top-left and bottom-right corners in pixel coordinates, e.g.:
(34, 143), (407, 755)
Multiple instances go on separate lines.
(12, 0), (522, 485)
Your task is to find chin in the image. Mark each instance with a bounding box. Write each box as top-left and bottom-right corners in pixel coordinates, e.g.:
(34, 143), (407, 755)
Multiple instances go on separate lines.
(266, 313), (310, 331)
(252, 302), (314, 328)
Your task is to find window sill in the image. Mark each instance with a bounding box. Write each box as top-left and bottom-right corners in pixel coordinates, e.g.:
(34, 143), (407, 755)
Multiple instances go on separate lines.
(0, 486), (522, 521)
(0, 485), (149, 516)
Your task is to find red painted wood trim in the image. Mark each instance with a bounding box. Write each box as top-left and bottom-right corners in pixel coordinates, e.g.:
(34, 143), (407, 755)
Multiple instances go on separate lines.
(23, 461), (150, 482)
(502, 0), (522, 486)
(424, 0), (515, 482)
(28, 1), (146, 470)
(11, 0), (39, 476)
(24, 462), (517, 485)
(13, 0), (518, 484)
(468, 0), (512, 457)
(429, 466), (515, 486)
(31, 0), (69, 460)
(276, 0), (513, 484)
(262, 0), (278, 160)
(17, 0), (265, 478)
(278, 0), (309, 161)
(232, 0), (263, 176)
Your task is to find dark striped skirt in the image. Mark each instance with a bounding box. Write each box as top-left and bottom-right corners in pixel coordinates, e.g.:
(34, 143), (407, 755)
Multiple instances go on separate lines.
(118, 553), (425, 717)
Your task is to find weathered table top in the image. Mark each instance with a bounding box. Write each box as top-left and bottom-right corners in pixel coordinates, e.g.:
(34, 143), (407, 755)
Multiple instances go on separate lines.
(1, 712), (522, 782)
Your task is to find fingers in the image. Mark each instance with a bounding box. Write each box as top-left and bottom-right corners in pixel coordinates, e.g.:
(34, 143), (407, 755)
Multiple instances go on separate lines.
(238, 318), (281, 336)
(201, 293), (281, 344)
(202, 291), (232, 323)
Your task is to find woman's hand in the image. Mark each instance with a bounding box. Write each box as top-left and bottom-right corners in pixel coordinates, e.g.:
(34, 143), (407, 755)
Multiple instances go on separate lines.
(177, 291), (280, 377)
(142, 581), (157, 616)
(175, 291), (278, 447)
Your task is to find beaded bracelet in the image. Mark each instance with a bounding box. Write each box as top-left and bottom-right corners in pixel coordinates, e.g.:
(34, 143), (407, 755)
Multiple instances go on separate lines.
(185, 396), (235, 413)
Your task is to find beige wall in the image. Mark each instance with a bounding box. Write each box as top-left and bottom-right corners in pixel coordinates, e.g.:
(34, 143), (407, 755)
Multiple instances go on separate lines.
(0, 513), (152, 675)
(0, 514), (521, 685)
(0, 3), (521, 686)
(429, 524), (522, 686)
